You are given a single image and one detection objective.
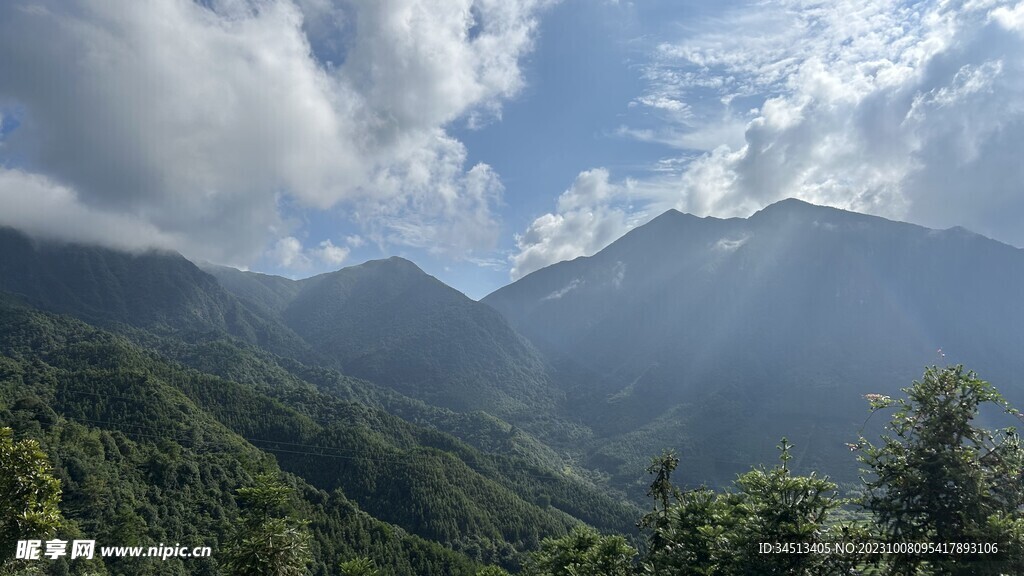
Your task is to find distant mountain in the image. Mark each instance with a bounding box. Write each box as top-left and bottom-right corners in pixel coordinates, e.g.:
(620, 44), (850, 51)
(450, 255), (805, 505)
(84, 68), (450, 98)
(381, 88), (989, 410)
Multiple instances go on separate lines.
(484, 199), (1024, 486)
(0, 227), (579, 443)
(207, 258), (563, 422)
(0, 227), (312, 359)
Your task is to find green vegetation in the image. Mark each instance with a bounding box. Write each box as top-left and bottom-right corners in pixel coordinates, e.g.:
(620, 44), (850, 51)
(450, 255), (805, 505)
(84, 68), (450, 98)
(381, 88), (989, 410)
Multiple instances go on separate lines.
(4, 296), (1022, 575)
(522, 526), (635, 576)
(0, 304), (632, 574)
(858, 366), (1024, 575)
(636, 443), (852, 575)
(0, 427), (64, 571)
(225, 474), (313, 576)
(523, 366), (1024, 575)
(338, 556), (381, 576)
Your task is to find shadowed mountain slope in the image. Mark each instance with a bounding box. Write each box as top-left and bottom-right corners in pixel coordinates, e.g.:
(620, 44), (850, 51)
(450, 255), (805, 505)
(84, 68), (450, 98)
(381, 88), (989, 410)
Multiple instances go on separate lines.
(484, 199), (1024, 486)
(0, 227), (312, 360)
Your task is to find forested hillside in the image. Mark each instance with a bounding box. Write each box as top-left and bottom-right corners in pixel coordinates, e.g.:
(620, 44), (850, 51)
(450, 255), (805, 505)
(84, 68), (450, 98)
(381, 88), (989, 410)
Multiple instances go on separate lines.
(0, 228), (314, 361)
(0, 304), (479, 575)
(207, 258), (569, 431)
(0, 303), (635, 574)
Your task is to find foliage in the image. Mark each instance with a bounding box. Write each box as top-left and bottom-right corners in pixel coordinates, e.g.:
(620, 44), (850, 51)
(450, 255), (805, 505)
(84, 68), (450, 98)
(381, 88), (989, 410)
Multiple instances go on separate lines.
(639, 441), (848, 575)
(224, 475), (312, 576)
(121, 324), (637, 566)
(858, 365), (1024, 575)
(475, 566), (513, 576)
(0, 302), (637, 574)
(0, 427), (64, 566)
(0, 305), (482, 575)
(339, 556), (380, 576)
(7, 230), (1024, 576)
(522, 526), (636, 576)
(729, 439), (847, 575)
(622, 367), (1024, 576)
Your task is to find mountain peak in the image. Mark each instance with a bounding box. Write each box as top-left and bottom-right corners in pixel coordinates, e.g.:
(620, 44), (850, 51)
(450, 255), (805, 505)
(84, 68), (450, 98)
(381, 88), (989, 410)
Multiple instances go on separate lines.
(650, 207), (695, 222)
(356, 256), (425, 274)
(384, 255), (421, 268)
(751, 197), (829, 217)
(747, 198), (888, 229)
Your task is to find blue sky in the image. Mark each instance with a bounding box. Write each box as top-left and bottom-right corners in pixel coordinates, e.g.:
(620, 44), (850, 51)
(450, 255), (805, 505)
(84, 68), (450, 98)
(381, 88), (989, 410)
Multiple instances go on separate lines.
(2, 0), (1024, 298)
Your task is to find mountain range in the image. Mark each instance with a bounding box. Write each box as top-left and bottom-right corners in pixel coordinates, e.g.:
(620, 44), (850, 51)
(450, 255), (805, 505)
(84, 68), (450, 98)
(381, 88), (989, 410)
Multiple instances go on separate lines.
(3, 198), (1024, 573)
(485, 199), (1024, 485)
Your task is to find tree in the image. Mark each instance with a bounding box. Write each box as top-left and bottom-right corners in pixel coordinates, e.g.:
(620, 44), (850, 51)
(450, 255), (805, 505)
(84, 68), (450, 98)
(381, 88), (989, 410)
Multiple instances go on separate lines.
(639, 451), (680, 535)
(339, 556), (380, 576)
(523, 526), (636, 576)
(224, 474), (312, 576)
(859, 365), (1024, 575)
(641, 485), (738, 575)
(730, 439), (845, 575)
(476, 566), (513, 576)
(638, 442), (846, 575)
(0, 427), (63, 566)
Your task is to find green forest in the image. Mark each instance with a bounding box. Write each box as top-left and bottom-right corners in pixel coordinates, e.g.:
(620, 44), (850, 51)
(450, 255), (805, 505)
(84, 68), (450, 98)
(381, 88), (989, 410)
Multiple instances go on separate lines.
(3, 301), (1023, 574)
(0, 303), (635, 575)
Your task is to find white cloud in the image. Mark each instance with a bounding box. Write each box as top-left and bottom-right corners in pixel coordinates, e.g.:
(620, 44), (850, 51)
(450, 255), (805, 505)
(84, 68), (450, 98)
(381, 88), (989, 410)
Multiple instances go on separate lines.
(511, 168), (644, 279)
(713, 236), (748, 253)
(650, 0), (1024, 244)
(358, 143), (505, 258)
(270, 236), (312, 269)
(0, 0), (548, 265)
(0, 168), (178, 252)
(314, 239), (351, 266)
(610, 260), (625, 288)
(992, 2), (1024, 31)
(542, 278), (581, 300)
(511, 0), (1024, 274)
(266, 236), (351, 270)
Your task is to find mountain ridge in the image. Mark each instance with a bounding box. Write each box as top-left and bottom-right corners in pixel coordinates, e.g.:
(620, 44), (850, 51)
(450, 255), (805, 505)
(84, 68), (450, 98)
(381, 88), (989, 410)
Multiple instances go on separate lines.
(483, 198), (1024, 487)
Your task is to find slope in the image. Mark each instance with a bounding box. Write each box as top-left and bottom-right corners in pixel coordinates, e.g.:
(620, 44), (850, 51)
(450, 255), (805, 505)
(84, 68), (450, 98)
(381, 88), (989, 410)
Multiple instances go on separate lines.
(0, 303), (638, 571)
(0, 227), (312, 361)
(484, 199), (1024, 487)
(206, 258), (583, 444)
(0, 303), (481, 576)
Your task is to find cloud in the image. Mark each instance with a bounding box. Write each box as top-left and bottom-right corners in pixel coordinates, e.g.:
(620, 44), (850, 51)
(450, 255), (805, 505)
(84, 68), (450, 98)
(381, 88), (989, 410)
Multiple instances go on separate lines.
(511, 168), (645, 279)
(663, 0), (1024, 231)
(657, 0), (1024, 245)
(0, 0), (548, 266)
(992, 2), (1024, 31)
(512, 0), (1024, 273)
(714, 236), (748, 253)
(542, 278), (581, 300)
(269, 237), (312, 270)
(357, 139), (505, 258)
(0, 168), (178, 252)
(268, 236), (353, 270)
(314, 239), (351, 266)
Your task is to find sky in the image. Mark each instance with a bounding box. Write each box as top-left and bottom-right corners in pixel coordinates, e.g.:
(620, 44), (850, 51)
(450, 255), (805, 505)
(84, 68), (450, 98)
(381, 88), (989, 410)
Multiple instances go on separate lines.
(1, 0), (1023, 299)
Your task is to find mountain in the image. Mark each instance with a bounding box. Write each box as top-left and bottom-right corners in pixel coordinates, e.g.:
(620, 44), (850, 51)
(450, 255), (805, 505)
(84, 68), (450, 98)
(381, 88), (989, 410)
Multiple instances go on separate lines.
(0, 229), (559, 425)
(483, 199), (1024, 487)
(0, 229), (642, 573)
(0, 227), (312, 360)
(206, 258), (569, 428)
(0, 303), (482, 575)
(0, 301), (637, 574)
